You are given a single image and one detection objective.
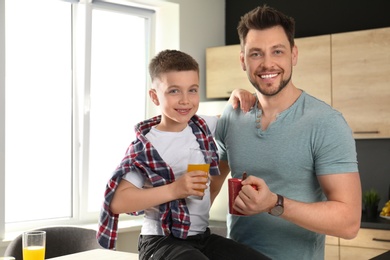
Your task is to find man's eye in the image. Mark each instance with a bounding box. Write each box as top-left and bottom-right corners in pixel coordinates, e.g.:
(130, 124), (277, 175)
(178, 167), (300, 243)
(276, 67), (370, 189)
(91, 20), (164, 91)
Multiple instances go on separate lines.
(250, 52), (262, 58)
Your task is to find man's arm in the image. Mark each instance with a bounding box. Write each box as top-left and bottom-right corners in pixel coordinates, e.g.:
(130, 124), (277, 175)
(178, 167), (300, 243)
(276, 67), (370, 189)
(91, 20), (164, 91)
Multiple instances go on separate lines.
(238, 172), (362, 239)
(210, 160), (230, 205)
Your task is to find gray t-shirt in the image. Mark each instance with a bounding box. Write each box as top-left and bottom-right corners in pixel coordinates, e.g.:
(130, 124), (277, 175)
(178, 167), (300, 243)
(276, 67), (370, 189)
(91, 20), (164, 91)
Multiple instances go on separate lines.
(215, 91), (358, 260)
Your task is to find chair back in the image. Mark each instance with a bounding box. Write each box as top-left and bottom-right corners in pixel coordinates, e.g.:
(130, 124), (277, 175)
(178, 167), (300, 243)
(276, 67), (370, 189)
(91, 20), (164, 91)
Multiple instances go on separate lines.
(4, 226), (102, 260)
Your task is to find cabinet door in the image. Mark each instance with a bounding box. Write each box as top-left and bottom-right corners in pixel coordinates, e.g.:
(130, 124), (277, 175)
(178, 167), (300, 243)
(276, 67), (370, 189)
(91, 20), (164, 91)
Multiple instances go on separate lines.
(206, 36), (332, 101)
(340, 228), (390, 250)
(340, 247), (387, 260)
(332, 27), (390, 138)
(325, 235), (340, 260)
(206, 45), (253, 98)
(293, 35), (332, 105)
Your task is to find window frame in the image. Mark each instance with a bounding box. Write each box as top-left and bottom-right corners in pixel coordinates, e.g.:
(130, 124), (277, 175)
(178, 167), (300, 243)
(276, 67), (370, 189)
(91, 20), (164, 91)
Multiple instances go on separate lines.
(0, 0), (179, 240)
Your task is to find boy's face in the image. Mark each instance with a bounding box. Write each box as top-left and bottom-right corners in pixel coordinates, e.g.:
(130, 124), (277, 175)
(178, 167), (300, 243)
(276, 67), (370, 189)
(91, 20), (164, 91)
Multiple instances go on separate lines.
(150, 70), (200, 132)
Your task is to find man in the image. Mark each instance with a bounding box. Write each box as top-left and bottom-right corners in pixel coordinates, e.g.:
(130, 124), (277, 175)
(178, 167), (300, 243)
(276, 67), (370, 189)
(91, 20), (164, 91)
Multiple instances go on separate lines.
(211, 5), (361, 260)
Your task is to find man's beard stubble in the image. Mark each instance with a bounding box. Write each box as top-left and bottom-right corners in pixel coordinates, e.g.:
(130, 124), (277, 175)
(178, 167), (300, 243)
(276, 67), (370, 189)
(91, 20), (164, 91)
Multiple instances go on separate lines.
(250, 72), (292, 97)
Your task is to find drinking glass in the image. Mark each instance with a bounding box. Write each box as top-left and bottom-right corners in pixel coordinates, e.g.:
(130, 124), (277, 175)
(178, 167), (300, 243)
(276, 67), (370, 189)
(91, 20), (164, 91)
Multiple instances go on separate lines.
(22, 231), (46, 260)
(187, 148), (213, 200)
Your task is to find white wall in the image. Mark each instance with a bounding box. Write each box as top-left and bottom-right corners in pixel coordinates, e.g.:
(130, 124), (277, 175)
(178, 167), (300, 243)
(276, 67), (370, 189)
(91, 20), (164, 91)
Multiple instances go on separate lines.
(164, 0), (226, 101)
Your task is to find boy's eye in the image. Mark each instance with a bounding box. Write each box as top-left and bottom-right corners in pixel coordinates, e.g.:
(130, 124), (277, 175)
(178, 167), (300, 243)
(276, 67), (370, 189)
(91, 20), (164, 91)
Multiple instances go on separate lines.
(189, 88), (198, 93)
(168, 89), (179, 94)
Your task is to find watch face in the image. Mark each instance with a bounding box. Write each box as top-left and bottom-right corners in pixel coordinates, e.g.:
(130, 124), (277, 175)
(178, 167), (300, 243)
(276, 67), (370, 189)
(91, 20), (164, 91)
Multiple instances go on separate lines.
(271, 205), (284, 216)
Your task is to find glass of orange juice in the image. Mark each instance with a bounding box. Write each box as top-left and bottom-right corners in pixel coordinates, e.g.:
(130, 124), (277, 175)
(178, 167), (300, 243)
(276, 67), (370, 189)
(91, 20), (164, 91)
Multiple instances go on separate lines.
(187, 148), (213, 200)
(22, 231), (46, 260)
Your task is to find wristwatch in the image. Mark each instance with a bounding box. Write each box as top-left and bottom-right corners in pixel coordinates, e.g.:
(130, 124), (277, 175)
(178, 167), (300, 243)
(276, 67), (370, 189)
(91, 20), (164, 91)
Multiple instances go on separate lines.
(269, 194), (284, 216)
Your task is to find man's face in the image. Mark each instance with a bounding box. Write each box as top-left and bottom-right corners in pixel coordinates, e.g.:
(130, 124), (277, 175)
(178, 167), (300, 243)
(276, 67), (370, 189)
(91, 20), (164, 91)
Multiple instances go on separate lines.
(240, 26), (297, 96)
(150, 70), (200, 131)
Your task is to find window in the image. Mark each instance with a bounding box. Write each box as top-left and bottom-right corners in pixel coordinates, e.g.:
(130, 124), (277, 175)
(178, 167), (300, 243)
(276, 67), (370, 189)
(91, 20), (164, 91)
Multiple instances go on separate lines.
(5, 0), (73, 224)
(0, 0), (179, 238)
(86, 3), (150, 214)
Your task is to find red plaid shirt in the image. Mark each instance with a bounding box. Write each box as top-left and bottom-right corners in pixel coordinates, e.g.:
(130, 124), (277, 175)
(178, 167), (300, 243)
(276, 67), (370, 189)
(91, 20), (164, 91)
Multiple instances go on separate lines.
(97, 115), (219, 249)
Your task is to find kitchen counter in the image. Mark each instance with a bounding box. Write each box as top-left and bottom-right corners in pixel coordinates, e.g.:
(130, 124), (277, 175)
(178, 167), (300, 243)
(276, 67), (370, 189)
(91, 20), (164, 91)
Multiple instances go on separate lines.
(361, 211), (390, 230)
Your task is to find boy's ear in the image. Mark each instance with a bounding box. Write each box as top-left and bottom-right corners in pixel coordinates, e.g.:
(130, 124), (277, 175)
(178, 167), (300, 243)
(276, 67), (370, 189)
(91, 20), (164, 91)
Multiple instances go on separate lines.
(149, 89), (160, 105)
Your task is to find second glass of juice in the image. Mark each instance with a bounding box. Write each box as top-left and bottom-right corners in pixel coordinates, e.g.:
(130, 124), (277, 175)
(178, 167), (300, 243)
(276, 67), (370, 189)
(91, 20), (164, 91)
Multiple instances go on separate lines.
(22, 231), (46, 260)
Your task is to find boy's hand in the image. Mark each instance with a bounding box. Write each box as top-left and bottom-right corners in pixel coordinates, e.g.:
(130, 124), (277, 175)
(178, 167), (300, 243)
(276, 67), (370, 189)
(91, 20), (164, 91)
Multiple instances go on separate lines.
(171, 171), (208, 198)
(228, 89), (256, 113)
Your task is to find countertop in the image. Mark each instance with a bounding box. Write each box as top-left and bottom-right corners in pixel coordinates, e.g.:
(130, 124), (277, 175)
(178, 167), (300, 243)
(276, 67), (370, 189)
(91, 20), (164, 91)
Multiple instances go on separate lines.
(361, 211), (390, 230)
(210, 212), (390, 231)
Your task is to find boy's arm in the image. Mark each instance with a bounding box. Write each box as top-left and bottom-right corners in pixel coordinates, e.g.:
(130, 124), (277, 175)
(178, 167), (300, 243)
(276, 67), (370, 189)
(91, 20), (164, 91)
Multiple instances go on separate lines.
(110, 171), (208, 214)
(210, 160), (230, 205)
(228, 89), (256, 113)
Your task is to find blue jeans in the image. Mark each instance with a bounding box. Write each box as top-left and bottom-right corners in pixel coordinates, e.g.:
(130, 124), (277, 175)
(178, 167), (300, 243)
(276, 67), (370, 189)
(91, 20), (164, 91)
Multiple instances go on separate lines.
(138, 228), (270, 260)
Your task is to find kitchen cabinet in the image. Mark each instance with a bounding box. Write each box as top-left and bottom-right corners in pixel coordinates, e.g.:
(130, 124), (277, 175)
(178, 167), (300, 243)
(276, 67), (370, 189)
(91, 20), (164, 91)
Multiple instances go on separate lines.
(205, 37), (331, 103)
(206, 45), (252, 98)
(293, 35), (332, 105)
(205, 27), (390, 138)
(325, 228), (390, 260)
(325, 235), (340, 260)
(332, 27), (390, 139)
(339, 228), (390, 259)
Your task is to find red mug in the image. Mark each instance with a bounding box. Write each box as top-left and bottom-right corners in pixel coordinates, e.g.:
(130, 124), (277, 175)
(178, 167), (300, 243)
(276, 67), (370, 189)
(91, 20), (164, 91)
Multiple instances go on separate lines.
(228, 178), (244, 215)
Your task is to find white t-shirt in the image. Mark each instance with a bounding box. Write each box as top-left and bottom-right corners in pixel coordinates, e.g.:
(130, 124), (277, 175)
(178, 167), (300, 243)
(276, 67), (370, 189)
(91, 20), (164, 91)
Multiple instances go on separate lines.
(123, 115), (218, 236)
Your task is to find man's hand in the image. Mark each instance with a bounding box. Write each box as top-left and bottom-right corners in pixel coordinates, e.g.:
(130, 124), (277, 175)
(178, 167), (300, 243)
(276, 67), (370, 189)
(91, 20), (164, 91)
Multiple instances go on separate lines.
(233, 175), (276, 215)
(228, 89), (256, 113)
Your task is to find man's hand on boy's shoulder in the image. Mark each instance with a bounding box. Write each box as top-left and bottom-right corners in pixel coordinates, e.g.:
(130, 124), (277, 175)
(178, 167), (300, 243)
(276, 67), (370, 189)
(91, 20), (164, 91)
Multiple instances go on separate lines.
(228, 89), (256, 113)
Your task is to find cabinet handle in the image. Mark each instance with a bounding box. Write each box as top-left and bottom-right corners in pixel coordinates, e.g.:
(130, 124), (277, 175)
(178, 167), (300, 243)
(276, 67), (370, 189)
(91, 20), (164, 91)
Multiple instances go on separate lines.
(373, 238), (390, 243)
(353, 131), (380, 134)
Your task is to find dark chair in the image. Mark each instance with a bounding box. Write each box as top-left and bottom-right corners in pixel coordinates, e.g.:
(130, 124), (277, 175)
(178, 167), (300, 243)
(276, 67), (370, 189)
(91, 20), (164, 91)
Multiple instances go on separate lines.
(4, 226), (103, 260)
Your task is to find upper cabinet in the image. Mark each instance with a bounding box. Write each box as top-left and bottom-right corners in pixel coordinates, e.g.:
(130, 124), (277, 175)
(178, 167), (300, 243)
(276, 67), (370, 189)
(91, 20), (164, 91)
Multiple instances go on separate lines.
(331, 27), (390, 139)
(205, 27), (390, 139)
(206, 45), (252, 98)
(205, 36), (332, 102)
(293, 35), (332, 105)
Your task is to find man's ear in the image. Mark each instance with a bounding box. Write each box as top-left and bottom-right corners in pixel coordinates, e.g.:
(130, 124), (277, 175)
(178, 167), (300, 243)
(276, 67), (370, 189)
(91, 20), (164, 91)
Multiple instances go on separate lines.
(149, 89), (160, 105)
(292, 45), (298, 66)
(240, 51), (246, 71)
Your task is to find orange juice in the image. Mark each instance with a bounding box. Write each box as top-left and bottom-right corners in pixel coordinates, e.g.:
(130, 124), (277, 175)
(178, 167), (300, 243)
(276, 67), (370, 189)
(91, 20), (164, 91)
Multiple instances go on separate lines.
(23, 246), (45, 260)
(187, 163), (210, 192)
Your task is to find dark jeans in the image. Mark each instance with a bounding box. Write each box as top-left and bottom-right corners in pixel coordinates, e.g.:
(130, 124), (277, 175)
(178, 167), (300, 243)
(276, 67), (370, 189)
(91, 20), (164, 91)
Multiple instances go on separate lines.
(138, 228), (270, 260)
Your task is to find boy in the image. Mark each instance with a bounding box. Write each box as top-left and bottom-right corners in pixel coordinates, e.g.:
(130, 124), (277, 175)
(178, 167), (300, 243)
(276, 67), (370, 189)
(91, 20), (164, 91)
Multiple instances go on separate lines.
(97, 50), (269, 260)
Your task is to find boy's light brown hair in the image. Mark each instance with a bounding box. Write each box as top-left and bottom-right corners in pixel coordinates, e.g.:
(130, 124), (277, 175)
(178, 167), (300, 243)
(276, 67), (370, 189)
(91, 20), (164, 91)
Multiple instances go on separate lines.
(149, 50), (199, 82)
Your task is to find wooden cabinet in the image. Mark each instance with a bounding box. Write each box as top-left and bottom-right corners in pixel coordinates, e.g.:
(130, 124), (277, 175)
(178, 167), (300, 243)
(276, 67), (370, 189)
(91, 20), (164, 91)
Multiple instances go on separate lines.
(205, 27), (390, 138)
(332, 27), (390, 139)
(206, 45), (252, 98)
(205, 37), (331, 102)
(339, 228), (390, 259)
(293, 35), (332, 105)
(325, 235), (340, 260)
(325, 229), (390, 260)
